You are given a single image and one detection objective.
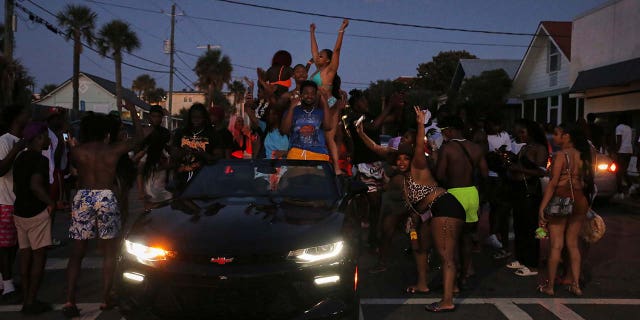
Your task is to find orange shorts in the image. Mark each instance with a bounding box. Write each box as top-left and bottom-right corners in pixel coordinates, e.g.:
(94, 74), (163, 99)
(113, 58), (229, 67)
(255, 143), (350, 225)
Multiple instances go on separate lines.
(286, 147), (330, 161)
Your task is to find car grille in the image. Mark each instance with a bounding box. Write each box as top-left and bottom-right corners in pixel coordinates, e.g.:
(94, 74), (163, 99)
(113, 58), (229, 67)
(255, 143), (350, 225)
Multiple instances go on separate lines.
(176, 252), (287, 265)
(151, 275), (320, 319)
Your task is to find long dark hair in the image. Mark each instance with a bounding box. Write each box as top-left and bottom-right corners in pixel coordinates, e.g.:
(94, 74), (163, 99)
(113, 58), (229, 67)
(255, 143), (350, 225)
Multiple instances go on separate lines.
(558, 122), (595, 202)
(142, 129), (171, 181)
(184, 103), (210, 132)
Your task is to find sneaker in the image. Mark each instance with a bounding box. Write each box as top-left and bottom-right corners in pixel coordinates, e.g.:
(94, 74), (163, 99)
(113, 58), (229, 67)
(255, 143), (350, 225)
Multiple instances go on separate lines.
(506, 261), (524, 269)
(485, 234), (503, 249)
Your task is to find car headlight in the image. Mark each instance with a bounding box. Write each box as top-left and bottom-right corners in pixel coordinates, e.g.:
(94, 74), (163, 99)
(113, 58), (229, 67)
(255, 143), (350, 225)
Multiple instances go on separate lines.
(287, 241), (344, 263)
(125, 240), (173, 263)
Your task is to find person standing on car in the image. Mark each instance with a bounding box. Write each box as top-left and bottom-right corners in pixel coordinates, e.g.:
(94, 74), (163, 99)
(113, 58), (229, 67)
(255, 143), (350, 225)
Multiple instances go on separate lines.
(613, 116), (633, 199)
(435, 116), (488, 287)
(280, 80), (332, 161)
(12, 122), (54, 315)
(62, 104), (145, 318)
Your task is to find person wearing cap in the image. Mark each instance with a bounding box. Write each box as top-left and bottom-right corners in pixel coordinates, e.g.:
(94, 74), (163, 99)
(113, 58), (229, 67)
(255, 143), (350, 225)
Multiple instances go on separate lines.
(435, 115), (488, 288)
(12, 122), (54, 314)
(0, 104), (29, 302)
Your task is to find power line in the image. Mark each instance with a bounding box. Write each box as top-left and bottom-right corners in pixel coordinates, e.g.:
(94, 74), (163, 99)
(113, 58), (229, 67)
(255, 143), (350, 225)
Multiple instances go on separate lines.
(80, 0), (534, 48)
(17, 2), (170, 74)
(212, 0), (556, 38)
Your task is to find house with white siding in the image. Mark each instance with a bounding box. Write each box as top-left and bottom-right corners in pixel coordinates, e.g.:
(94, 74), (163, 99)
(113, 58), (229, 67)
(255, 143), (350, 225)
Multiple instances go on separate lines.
(509, 21), (584, 125)
(569, 0), (640, 129)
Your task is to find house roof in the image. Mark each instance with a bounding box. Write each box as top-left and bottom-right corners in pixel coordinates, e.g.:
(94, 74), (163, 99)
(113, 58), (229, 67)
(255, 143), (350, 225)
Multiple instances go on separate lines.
(570, 57), (640, 92)
(82, 72), (152, 111)
(459, 59), (520, 79)
(540, 21), (572, 59)
(450, 59), (520, 91)
(512, 21), (572, 86)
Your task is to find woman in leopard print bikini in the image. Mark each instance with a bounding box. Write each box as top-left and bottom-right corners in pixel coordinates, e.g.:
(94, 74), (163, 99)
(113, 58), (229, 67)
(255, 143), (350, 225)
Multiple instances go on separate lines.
(401, 107), (466, 313)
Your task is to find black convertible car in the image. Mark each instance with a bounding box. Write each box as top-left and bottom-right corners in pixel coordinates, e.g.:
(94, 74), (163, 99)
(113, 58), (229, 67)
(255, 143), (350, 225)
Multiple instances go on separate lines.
(117, 160), (364, 319)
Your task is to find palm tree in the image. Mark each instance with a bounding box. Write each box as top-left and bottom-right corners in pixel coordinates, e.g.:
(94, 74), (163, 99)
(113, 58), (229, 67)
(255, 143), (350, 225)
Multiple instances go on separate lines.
(132, 74), (156, 101)
(0, 56), (34, 107)
(194, 49), (232, 108)
(228, 80), (246, 110)
(97, 20), (140, 115)
(57, 5), (97, 120)
(146, 87), (166, 104)
(40, 83), (58, 97)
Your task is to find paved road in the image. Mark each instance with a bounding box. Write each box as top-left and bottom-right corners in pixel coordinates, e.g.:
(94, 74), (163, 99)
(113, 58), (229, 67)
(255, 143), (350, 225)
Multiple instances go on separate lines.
(1, 196), (639, 319)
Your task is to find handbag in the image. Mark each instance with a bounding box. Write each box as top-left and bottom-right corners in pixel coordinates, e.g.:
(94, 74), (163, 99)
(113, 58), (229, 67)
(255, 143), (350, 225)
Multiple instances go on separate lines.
(544, 153), (574, 217)
(581, 209), (606, 243)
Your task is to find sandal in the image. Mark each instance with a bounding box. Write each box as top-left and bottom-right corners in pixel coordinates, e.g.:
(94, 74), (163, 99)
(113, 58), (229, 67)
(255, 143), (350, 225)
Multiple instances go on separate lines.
(537, 281), (554, 296)
(515, 267), (538, 277)
(62, 304), (80, 318)
(567, 283), (583, 296)
(405, 286), (430, 294)
(425, 302), (456, 313)
(506, 261), (524, 269)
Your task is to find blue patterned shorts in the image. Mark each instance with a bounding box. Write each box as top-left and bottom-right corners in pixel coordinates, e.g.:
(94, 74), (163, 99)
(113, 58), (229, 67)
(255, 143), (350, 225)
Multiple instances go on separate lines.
(70, 190), (121, 240)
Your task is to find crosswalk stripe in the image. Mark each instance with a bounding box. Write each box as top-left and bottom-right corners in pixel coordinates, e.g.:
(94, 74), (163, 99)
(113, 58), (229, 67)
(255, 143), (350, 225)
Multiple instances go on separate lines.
(494, 301), (534, 320)
(45, 257), (104, 270)
(540, 301), (586, 320)
(360, 298), (640, 305)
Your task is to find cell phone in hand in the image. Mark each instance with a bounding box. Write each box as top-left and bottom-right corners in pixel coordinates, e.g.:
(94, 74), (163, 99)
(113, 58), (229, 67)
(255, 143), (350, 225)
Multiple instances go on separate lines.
(354, 115), (365, 127)
(63, 133), (69, 142)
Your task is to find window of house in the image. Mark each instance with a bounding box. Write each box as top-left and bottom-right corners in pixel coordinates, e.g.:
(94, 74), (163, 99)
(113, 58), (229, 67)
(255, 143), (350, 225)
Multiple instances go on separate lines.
(183, 97), (187, 102)
(189, 97), (192, 102)
(548, 40), (560, 73)
(548, 95), (559, 125)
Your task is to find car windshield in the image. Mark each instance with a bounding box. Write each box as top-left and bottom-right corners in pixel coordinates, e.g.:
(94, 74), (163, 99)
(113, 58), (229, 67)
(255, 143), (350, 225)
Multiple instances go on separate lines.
(180, 160), (340, 204)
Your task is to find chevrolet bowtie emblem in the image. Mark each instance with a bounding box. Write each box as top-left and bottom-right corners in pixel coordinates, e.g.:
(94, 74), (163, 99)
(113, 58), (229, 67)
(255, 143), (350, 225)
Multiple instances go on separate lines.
(210, 257), (234, 265)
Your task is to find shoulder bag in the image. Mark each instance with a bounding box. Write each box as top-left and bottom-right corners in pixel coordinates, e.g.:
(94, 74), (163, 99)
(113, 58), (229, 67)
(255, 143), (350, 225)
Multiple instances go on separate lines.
(544, 152), (574, 217)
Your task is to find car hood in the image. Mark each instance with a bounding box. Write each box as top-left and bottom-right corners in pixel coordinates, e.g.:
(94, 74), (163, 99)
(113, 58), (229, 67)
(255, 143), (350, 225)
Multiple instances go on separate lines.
(126, 200), (345, 257)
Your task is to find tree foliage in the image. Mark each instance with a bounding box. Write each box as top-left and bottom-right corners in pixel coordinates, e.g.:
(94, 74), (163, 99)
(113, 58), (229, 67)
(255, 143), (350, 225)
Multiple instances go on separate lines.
(194, 49), (232, 108)
(146, 87), (166, 104)
(0, 56), (34, 107)
(97, 20), (140, 114)
(452, 69), (512, 120)
(132, 74), (157, 101)
(56, 4), (97, 120)
(416, 50), (477, 94)
(40, 83), (58, 97)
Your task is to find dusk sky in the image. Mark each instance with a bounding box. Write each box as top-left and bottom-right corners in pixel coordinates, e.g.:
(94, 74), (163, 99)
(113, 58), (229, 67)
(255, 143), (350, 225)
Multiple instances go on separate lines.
(4, 0), (608, 93)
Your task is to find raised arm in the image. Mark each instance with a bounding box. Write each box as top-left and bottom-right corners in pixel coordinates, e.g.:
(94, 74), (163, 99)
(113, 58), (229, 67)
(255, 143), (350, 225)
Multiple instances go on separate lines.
(114, 102), (146, 155)
(310, 23), (320, 63)
(411, 106), (427, 170)
(280, 96), (299, 135)
(328, 19), (349, 73)
(356, 122), (393, 157)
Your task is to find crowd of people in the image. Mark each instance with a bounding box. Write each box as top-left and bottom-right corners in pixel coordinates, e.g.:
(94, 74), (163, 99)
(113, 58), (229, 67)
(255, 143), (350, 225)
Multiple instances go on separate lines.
(0, 17), (625, 316)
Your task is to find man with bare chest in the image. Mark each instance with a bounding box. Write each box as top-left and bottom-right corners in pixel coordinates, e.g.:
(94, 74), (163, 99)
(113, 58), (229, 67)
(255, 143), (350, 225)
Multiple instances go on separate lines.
(62, 104), (143, 317)
(435, 116), (488, 283)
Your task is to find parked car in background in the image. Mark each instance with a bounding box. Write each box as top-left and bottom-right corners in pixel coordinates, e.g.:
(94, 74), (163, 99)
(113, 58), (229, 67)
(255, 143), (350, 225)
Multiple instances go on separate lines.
(117, 160), (364, 320)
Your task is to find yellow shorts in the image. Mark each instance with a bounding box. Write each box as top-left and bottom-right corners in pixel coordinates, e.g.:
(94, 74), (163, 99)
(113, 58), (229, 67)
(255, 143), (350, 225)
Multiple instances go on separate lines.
(448, 186), (479, 223)
(286, 147), (330, 161)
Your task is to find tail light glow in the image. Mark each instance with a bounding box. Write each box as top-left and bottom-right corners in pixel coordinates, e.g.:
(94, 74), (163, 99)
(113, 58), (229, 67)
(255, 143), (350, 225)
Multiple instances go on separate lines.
(609, 163), (617, 172)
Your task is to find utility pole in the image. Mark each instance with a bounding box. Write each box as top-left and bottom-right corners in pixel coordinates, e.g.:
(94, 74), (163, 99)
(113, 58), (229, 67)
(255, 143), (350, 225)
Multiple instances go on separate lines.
(4, 0), (15, 59)
(167, 3), (176, 130)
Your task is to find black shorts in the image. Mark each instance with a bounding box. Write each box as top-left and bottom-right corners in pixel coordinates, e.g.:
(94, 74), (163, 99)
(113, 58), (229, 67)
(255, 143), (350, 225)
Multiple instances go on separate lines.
(430, 193), (466, 221)
(463, 222), (479, 235)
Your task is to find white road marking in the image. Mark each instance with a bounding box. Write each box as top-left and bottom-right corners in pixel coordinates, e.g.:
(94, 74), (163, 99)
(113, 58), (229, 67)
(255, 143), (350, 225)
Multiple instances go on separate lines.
(360, 298), (640, 305)
(540, 301), (586, 320)
(359, 302), (365, 320)
(45, 257), (104, 270)
(494, 301), (534, 320)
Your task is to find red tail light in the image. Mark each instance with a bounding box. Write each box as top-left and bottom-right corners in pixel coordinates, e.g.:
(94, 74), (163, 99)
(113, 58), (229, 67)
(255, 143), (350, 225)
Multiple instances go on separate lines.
(608, 163), (617, 173)
(354, 266), (359, 291)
